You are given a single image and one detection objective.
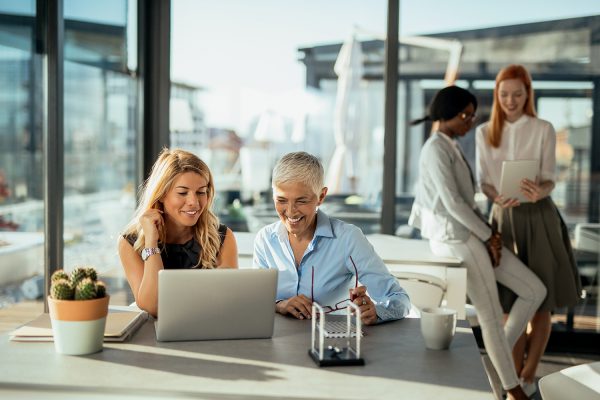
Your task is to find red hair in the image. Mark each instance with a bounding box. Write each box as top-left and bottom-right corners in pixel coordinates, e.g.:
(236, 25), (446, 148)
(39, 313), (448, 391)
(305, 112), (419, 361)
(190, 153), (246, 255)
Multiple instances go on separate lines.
(488, 64), (537, 148)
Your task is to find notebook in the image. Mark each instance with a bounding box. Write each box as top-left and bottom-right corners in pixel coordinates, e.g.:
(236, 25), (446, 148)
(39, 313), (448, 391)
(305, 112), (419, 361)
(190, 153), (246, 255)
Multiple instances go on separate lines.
(10, 308), (147, 342)
(499, 160), (538, 203)
(155, 268), (278, 342)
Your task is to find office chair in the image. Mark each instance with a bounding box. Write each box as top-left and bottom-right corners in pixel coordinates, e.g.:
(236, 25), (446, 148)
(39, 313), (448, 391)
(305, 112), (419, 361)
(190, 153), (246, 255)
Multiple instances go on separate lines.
(390, 271), (446, 312)
(538, 361), (600, 399)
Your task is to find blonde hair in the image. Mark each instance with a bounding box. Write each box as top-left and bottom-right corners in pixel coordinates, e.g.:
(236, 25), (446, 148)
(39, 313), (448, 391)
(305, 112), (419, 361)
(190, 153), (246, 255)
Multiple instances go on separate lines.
(488, 64), (537, 148)
(123, 148), (221, 268)
(272, 152), (324, 196)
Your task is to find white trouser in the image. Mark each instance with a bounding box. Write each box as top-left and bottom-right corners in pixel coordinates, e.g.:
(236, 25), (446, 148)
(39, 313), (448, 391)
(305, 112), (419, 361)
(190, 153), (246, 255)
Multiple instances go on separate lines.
(430, 235), (546, 390)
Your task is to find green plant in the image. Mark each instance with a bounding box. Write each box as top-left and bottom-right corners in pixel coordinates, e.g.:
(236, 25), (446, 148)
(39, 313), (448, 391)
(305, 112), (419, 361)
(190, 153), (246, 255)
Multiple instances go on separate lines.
(75, 278), (97, 300)
(49, 266), (107, 301)
(70, 266), (96, 287)
(51, 269), (69, 284)
(95, 281), (107, 298)
(51, 278), (74, 300)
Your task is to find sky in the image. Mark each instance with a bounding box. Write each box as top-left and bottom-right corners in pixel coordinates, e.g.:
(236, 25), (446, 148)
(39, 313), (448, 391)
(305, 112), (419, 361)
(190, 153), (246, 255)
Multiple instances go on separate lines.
(169, 0), (600, 132)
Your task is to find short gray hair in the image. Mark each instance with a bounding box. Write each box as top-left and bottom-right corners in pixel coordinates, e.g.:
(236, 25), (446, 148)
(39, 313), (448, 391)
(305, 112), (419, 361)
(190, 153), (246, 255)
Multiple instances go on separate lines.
(272, 152), (324, 196)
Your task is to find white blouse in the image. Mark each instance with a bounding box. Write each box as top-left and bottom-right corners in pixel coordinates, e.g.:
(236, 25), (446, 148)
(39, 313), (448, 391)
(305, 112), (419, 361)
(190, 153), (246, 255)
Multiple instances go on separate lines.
(475, 114), (556, 191)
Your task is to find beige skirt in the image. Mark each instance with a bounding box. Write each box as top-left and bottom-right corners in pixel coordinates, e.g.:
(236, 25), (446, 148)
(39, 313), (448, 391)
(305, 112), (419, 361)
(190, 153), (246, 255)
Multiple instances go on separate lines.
(493, 197), (582, 312)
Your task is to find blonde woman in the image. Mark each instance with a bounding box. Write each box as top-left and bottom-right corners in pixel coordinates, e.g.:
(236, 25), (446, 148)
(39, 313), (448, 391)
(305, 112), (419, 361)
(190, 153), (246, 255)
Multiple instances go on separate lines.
(119, 148), (238, 317)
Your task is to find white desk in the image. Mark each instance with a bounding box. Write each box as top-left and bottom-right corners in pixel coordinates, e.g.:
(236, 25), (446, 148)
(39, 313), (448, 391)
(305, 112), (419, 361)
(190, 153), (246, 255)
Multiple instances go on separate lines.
(235, 232), (467, 319)
(365, 234), (462, 267)
(0, 232), (43, 285)
(366, 234), (466, 319)
(0, 315), (492, 399)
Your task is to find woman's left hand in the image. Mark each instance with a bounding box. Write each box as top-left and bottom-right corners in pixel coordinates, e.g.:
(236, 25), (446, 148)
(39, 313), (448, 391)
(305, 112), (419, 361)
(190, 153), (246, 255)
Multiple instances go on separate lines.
(350, 286), (377, 325)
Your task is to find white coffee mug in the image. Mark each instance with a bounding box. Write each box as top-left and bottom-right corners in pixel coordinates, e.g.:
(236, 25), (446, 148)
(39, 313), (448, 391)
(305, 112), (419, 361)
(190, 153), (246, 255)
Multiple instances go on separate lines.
(420, 307), (457, 350)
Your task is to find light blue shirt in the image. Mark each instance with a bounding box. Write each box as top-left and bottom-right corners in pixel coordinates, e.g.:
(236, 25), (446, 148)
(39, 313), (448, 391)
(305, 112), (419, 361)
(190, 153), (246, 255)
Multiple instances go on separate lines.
(253, 210), (411, 322)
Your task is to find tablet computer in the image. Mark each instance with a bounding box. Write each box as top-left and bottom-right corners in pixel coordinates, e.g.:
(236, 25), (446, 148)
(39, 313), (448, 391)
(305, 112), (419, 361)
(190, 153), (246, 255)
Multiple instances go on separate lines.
(499, 160), (538, 203)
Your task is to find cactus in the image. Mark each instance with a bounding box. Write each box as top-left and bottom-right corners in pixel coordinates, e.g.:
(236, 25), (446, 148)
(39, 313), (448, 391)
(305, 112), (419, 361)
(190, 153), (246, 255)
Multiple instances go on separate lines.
(95, 281), (106, 298)
(84, 267), (98, 282)
(51, 269), (69, 284)
(51, 279), (74, 300)
(74, 277), (97, 300)
(50, 266), (106, 301)
(70, 267), (88, 287)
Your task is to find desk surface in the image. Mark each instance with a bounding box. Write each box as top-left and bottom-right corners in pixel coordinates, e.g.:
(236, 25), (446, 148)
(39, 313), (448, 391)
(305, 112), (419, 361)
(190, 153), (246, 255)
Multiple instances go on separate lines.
(0, 315), (491, 399)
(366, 234), (462, 267)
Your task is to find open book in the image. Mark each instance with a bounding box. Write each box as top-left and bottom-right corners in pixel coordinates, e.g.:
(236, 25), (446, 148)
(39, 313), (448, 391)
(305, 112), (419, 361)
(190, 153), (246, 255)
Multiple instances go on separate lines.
(10, 308), (148, 342)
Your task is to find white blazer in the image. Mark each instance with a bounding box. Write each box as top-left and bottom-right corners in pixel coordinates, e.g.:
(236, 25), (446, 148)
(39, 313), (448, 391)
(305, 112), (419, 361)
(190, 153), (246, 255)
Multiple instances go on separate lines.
(409, 132), (491, 242)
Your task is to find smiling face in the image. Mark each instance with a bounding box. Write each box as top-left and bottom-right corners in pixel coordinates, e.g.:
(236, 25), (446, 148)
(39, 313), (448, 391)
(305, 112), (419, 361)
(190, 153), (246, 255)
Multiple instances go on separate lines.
(440, 103), (476, 138)
(273, 181), (326, 240)
(498, 78), (527, 122)
(161, 171), (208, 230)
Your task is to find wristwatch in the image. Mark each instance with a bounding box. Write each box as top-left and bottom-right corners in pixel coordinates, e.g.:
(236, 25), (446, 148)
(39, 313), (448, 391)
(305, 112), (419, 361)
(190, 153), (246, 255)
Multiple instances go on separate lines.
(141, 247), (161, 261)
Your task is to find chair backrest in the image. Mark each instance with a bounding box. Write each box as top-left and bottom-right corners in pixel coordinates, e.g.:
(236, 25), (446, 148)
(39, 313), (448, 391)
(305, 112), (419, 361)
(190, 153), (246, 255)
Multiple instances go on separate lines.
(538, 361), (600, 400)
(574, 223), (600, 253)
(391, 271), (446, 311)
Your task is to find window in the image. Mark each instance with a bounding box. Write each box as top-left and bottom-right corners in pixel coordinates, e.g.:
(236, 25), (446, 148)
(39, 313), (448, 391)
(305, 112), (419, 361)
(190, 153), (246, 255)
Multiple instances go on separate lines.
(0, 1), (44, 307)
(171, 0), (387, 234)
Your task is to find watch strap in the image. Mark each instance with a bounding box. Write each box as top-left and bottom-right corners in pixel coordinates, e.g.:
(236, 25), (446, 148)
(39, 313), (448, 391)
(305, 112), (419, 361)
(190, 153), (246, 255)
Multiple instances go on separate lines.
(141, 247), (161, 261)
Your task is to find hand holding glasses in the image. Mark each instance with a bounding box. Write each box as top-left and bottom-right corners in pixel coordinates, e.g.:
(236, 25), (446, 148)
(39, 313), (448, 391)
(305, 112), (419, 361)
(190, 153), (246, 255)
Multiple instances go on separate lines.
(313, 257), (378, 325)
(278, 256), (378, 325)
(313, 256), (359, 314)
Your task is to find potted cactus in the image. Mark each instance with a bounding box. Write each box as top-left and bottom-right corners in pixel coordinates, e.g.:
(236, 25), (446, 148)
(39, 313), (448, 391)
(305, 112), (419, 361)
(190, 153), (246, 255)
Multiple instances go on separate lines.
(48, 266), (109, 355)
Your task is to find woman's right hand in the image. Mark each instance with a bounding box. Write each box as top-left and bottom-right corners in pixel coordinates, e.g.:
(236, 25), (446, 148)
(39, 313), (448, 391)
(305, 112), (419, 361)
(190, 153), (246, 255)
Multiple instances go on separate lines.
(494, 194), (520, 209)
(276, 295), (313, 320)
(139, 208), (163, 244)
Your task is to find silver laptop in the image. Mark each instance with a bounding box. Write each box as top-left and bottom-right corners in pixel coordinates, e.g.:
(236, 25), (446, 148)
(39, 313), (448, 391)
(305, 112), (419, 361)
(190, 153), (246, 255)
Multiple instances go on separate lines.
(155, 268), (278, 341)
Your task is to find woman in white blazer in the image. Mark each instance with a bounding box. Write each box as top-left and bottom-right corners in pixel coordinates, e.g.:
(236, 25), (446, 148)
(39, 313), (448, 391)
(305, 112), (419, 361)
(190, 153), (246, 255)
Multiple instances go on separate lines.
(409, 86), (546, 400)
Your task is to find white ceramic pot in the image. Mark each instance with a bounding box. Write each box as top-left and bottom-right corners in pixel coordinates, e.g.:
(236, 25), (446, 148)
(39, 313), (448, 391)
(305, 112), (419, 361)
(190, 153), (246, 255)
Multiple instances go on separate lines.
(48, 295), (109, 355)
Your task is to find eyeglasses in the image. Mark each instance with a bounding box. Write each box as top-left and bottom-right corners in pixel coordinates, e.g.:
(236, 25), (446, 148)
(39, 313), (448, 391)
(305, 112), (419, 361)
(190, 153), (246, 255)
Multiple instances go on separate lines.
(458, 112), (477, 122)
(311, 256), (359, 314)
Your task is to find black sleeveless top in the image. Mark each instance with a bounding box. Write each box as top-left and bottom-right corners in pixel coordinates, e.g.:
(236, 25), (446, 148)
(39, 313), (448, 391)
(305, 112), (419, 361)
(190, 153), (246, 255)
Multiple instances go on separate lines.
(124, 224), (228, 269)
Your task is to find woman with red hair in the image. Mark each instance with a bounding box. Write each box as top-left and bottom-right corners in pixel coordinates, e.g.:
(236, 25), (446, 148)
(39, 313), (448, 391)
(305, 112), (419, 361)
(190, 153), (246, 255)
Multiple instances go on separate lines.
(476, 65), (581, 391)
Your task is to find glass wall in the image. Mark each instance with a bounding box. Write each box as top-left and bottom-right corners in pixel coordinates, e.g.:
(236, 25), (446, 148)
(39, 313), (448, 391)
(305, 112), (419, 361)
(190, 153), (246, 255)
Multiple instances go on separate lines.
(170, 0), (387, 234)
(538, 93), (597, 333)
(0, 0), (139, 310)
(63, 0), (138, 305)
(0, 1), (45, 307)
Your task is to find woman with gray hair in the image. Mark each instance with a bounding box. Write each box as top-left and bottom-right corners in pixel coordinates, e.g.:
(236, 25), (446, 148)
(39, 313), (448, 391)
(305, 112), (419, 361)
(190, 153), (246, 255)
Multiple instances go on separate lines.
(253, 151), (410, 325)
